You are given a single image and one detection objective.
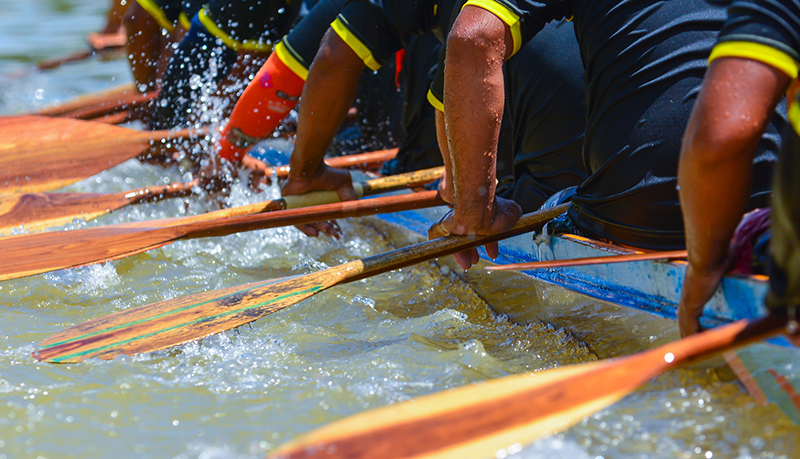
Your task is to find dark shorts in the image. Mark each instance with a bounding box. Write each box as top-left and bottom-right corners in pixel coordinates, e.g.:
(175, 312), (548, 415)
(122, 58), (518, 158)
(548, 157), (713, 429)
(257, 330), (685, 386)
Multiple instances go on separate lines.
(381, 33), (444, 175)
(767, 119), (800, 312)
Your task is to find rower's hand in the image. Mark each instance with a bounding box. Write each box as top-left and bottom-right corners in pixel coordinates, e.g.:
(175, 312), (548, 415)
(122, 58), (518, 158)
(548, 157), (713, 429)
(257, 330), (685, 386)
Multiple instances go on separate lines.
(438, 168), (454, 206)
(677, 265), (726, 337)
(427, 196), (522, 270)
(282, 164), (356, 238)
(241, 155), (270, 190)
(197, 154), (237, 193)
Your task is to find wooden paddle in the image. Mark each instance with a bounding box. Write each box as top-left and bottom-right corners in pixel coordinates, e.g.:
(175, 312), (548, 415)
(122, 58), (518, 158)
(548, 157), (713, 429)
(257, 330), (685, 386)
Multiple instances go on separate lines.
(0, 116), (199, 195)
(32, 203), (569, 363)
(33, 83), (137, 116)
(0, 149), (400, 234)
(485, 250), (688, 271)
(0, 167), (444, 282)
(35, 35), (126, 71)
(60, 90), (158, 120)
(0, 180), (197, 234)
(245, 148), (398, 180)
(265, 314), (788, 459)
(94, 111), (133, 125)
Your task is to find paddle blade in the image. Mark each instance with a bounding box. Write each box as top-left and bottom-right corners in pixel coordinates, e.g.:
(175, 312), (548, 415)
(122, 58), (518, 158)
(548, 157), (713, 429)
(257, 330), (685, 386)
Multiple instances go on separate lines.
(33, 263), (362, 363)
(0, 191), (131, 234)
(268, 316), (786, 459)
(0, 181), (196, 234)
(0, 116), (153, 194)
(269, 359), (643, 459)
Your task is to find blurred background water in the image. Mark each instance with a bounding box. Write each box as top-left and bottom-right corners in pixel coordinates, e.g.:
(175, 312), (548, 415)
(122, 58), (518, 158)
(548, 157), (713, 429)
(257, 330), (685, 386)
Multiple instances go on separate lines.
(0, 1), (798, 458)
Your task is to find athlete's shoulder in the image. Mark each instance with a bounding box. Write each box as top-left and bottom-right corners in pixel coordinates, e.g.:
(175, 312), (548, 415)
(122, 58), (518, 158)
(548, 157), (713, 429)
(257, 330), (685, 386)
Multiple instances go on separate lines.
(719, 0), (800, 61)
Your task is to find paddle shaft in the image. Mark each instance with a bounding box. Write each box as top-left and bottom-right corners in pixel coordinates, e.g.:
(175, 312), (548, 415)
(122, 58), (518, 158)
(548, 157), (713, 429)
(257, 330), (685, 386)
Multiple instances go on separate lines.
(266, 149), (399, 180)
(115, 166), (443, 229)
(63, 90), (158, 120)
(341, 203), (570, 285)
(269, 314), (787, 459)
(161, 190), (445, 241)
(487, 250), (689, 270)
(36, 49), (93, 71)
(35, 39), (125, 71)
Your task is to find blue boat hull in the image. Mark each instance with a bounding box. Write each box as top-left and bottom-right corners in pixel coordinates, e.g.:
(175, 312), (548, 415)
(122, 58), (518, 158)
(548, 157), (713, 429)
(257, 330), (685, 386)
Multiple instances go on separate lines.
(376, 205), (769, 330)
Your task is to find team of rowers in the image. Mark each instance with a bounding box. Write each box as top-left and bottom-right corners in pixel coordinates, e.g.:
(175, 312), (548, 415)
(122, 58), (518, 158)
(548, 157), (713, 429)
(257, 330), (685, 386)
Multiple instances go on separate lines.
(105, 0), (800, 340)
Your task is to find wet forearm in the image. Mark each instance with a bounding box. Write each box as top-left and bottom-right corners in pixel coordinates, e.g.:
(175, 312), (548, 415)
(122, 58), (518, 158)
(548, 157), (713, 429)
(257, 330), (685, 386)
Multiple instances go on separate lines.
(679, 58), (789, 273)
(289, 30), (363, 181)
(444, 7), (512, 229)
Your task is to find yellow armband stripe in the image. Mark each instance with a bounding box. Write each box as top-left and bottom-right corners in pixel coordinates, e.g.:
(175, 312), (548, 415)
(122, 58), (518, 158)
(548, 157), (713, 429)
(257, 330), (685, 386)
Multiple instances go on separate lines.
(331, 16), (382, 71)
(136, 0), (175, 32)
(178, 12), (191, 30)
(788, 81), (800, 136)
(710, 41), (799, 79)
(462, 0), (522, 57)
(789, 101), (800, 135)
(275, 40), (309, 80)
(198, 8), (275, 52)
(427, 89), (444, 112)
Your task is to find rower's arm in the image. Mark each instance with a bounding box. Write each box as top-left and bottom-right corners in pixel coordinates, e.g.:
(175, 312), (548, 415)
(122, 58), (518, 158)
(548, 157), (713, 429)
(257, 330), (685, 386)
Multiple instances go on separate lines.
(427, 6), (522, 270)
(434, 110), (453, 203)
(445, 6), (514, 231)
(677, 57), (788, 336)
(282, 29), (364, 202)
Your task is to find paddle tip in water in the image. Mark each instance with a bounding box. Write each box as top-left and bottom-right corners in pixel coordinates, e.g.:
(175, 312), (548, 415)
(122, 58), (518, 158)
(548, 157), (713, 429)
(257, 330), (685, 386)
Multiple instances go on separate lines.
(265, 315), (788, 459)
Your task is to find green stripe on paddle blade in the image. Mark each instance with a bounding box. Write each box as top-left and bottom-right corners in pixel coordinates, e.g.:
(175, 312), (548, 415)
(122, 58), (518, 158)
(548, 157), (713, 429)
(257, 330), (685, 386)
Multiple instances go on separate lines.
(33, 264), (358, 363)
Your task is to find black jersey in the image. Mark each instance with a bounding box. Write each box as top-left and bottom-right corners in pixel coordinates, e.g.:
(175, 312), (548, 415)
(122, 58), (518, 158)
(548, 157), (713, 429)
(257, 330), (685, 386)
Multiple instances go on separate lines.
(336, 0), (587, 210)
(198, 0), (303, 48)
(339, 0), (787, 249)
(136, 0), (204, 30)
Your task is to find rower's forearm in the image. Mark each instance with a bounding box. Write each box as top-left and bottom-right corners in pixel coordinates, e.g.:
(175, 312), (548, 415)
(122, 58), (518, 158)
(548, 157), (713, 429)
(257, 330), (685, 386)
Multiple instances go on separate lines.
(290, 30), (363, 181)
(434, 110), (453, 198)
(678, 58), (789, 274)
(444, 10), (510, 227)
(678, 142), (753, 273)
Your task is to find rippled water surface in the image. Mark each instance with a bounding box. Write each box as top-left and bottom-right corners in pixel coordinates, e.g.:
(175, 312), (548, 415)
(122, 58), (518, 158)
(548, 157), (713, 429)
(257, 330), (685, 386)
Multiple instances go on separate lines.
(1, 1), (799, 458)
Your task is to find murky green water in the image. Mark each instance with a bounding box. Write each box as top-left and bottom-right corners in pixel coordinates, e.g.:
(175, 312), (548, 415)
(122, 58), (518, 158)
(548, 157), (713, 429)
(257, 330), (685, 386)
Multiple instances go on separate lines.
(1, 1), (799, 458)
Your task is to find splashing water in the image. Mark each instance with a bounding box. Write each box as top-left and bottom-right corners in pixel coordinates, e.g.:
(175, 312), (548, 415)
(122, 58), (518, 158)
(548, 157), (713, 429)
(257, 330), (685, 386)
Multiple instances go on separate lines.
(0, 1), (799, 458)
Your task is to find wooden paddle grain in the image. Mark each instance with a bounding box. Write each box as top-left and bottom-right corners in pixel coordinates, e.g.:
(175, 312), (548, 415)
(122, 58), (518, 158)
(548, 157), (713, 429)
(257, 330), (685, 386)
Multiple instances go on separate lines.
(267, 315), (786, 459)
(33, 203), (567, 363)
(34, 83), (137, 116)
(0, 181), (196, 234)
(0, 149), (405, 233)
(61, 90), (157, 120)
(0, 182), (444, 282)
(0, 116), (195, 194)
